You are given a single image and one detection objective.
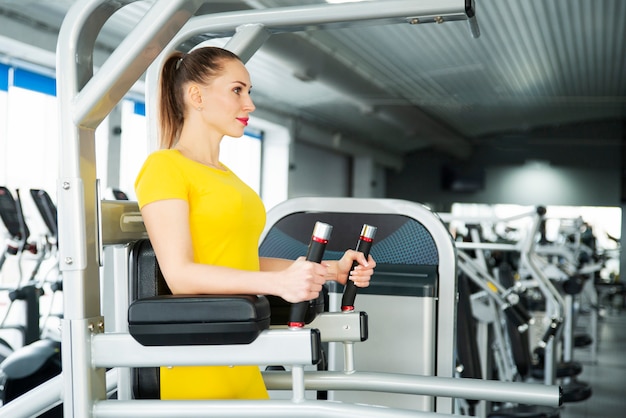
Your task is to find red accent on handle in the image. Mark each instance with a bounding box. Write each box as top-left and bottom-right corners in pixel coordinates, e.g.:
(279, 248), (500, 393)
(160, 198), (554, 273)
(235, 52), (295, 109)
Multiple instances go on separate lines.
(312, 236), (328, 244)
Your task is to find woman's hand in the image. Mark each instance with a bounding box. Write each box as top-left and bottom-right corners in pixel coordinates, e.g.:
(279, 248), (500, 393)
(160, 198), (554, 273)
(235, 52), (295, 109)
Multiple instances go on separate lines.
(334, 249), (376, 287)
(278, 257), (328, 303)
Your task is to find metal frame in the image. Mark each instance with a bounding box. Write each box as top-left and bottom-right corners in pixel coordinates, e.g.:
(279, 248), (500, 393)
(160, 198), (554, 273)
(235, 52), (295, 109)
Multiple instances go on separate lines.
(51, 1), (480, 416)
(262, 197), (459, 411)
(441, 209), (567, 386)
(261, 198), (560, 412)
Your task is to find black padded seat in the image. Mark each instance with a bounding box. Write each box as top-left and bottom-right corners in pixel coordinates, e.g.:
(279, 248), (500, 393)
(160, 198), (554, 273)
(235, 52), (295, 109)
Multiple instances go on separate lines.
(488, 404), (560, 418)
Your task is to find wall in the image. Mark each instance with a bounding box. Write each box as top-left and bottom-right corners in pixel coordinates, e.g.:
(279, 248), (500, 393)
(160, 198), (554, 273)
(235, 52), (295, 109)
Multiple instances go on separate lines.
(288, 141), (351, 198)
(387, 120), (623, 209)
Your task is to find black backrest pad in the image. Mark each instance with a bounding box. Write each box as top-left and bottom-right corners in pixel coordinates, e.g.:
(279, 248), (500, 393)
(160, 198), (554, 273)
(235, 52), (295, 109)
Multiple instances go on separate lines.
(260, 212), (439, 298)
(0, 187), (23, 238)
(29, 189), (58, 239)
(129, 239), (172, 300)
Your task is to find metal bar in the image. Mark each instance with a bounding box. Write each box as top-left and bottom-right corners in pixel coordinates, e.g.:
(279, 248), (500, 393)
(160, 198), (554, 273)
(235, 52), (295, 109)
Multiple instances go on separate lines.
(291, 365), (306, 402)
(0, 369), (119, 418)
(0, 374), (63, 418)
(92, 329), (318, 368)
(455, 241), (520, 251)
(438, 211), (536, 224)
(224, 23), (271, 63)
(176, 0), (473, 43)
(92, 399), (455, 418)
(74, 0), (204, 128)
(262, 371), (561, 408)
(458, 251), (507, 295)
(57, 1), (205, 415)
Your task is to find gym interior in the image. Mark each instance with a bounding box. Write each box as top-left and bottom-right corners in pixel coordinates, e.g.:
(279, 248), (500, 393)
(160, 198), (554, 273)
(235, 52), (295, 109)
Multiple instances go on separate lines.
(0, 1), (624, 417)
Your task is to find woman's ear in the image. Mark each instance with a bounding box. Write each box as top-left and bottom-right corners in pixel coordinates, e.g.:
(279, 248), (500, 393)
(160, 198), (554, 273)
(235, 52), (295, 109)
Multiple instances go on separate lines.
(187, 83), (203, 109)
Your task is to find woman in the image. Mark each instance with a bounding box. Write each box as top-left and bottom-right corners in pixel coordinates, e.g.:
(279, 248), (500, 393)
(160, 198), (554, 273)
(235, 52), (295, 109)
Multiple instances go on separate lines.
(135, 46), (376, 400)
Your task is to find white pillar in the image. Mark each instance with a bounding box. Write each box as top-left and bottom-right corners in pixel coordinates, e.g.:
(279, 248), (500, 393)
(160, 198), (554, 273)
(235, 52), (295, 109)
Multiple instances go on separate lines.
(353, 156), (377, 198)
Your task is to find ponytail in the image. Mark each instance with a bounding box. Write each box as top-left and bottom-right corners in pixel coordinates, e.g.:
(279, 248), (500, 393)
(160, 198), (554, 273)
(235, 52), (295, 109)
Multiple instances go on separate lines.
(158, 52), (185, 149)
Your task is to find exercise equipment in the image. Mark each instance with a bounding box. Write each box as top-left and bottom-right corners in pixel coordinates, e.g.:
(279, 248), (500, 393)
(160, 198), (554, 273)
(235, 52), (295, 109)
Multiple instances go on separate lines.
(0, 188), (63, 416)
(442, 207), (593, 405)
(0, 187), (47, 348)
(341, 224), (377, 312)
(259, 198), (560, 414)
(289, 221), (332, 329)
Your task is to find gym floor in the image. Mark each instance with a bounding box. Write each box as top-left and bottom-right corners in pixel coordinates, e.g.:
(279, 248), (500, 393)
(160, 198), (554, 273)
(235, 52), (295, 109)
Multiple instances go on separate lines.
(559, 309), (626, 418)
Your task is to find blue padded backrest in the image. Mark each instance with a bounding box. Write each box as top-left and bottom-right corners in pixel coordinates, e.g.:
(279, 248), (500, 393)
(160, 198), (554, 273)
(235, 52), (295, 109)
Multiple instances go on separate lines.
(259, 212), (438, 265)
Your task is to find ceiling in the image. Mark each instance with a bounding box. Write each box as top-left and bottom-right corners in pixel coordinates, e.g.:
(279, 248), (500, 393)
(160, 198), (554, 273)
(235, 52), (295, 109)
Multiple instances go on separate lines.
(0, 0), (624, 164)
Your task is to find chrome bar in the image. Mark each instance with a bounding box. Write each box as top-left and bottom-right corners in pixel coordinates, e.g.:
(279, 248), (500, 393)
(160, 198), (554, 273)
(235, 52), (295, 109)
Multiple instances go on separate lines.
(92, 329), (319, 368)
(92, 399), (456, 418)
(262, 371), (561, 408)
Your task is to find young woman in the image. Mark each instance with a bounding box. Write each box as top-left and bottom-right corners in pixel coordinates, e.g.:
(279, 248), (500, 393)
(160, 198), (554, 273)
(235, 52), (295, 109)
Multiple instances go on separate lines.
(135, 46), (376, 400)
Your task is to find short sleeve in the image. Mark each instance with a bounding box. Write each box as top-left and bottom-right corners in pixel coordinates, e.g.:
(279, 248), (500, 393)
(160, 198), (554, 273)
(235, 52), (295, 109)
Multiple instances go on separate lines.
(135, 151), (188, 209)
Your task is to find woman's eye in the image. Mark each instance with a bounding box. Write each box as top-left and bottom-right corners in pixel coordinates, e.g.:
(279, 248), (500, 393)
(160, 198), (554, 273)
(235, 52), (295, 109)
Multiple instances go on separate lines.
(233, 87), (242, 94)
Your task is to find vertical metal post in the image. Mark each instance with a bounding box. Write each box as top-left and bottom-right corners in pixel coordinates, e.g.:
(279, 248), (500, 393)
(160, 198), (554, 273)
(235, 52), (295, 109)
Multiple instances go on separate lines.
(343, 342), (355, 374)
(291, 365), (305, 403)
(56, 1), (204, 415)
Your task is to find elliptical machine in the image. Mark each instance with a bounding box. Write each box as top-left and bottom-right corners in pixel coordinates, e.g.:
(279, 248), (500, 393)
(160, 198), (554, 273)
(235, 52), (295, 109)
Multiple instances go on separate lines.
(0, 188), (62, 417)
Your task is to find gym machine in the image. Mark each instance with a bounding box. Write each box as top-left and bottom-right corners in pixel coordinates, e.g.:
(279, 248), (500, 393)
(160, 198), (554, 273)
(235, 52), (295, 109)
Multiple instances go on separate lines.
(441, 208), (593, 405)
(0, 188), (63, 416)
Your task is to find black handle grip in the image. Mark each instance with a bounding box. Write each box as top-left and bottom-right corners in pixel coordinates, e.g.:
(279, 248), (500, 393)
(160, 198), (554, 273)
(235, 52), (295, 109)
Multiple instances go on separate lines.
(538, 318), (561, 347)
(511, 301), (532, 325)
(289, 222), (332, 328)
(341, 224), (377, 312)
(503, 304), (528, 333)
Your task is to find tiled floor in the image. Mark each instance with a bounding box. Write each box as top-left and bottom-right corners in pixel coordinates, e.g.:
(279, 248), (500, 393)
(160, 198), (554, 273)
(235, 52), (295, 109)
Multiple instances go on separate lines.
(559, 311), (626, 418)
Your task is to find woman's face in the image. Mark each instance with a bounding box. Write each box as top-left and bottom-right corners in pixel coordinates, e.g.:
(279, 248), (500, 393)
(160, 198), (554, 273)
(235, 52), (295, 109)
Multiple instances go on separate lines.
(199, 59), (255, 138)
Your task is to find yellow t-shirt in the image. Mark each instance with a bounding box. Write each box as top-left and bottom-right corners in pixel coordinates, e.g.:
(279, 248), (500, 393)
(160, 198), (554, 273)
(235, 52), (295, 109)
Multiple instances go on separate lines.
(135, 149), (269, 400)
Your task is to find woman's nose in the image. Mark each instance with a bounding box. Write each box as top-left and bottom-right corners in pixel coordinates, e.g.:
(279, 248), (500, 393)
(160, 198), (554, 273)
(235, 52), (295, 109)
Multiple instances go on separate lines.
(243, 96), (255, 112)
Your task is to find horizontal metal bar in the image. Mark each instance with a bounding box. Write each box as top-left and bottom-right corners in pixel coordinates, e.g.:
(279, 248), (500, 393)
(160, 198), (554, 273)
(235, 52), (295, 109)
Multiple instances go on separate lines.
(438, 211), (536, 224)
(262, 371), (561, 408)
(92, 329), (318, 368)
(456, 242), (520, 251)
(0, 369), (119, 418)
(0, 374), (62, 418)
(92, 399), (455, 418)
(176, 0), (473, 44)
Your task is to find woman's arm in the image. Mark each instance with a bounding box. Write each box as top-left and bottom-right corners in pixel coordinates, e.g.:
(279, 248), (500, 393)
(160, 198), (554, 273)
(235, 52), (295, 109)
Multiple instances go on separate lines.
(260, 250), (375, 287)
(141, 199), (327, 303)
